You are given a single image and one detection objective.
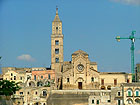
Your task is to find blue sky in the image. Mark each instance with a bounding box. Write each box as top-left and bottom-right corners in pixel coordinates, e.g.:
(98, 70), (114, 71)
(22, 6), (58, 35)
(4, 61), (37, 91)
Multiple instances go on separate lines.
(0, 0), (140, 73)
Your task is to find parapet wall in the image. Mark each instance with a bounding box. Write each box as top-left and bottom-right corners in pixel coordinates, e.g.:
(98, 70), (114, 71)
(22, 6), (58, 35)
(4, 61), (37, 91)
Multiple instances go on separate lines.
(47, 90), (111, 105)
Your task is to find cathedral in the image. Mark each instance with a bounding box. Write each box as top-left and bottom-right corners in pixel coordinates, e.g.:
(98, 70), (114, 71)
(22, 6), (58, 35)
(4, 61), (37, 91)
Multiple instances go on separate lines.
(51, 8), (132, 90)
(2, 8), (140, 105)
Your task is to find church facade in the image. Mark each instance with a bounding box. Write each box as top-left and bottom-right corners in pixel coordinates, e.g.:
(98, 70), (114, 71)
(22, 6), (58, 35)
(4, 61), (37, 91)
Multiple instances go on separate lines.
(51, 8), (132, 90)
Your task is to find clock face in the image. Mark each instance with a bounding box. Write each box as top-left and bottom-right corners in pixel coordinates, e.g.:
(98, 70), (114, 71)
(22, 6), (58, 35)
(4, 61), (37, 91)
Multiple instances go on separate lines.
(77, 64), (84, 71)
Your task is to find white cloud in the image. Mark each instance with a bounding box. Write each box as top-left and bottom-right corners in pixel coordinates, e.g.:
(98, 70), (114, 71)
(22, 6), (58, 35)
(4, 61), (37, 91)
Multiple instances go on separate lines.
(111, 0), (140, 5)
(17, 54), (35, 62)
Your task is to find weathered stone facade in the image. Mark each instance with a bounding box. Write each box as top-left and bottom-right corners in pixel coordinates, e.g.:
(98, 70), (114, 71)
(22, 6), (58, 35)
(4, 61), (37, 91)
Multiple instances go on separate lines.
(121, 83), (140, 105)
(62, 50), (99, 90)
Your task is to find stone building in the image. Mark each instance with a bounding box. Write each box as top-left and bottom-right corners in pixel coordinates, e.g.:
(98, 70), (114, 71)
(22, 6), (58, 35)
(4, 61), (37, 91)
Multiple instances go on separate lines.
(3, 70), (31, 83)
(135, 64), (140, 82)
(2, 67), (32, 74)
(12, 86), (50, 105)
(121, 83), (140, 105)
(99, 72), (132, 90)
(31, 69), (55, 81)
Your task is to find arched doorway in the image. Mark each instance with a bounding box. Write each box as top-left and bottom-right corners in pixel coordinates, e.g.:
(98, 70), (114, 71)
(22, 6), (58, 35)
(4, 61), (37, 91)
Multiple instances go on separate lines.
(76, 77), (84, 89)
(101, 86), (106, 90)
(78, 82), (82, 89)
(107, 85), (111, 90)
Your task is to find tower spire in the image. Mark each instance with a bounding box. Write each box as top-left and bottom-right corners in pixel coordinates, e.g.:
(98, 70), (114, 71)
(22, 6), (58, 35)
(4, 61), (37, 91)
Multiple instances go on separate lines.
(56, 6), (58, 15)
(53, 6), (61, 22)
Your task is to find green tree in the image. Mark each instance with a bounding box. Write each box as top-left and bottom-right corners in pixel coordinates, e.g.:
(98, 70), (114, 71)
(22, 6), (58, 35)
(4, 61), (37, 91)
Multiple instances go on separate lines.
(0, 80), (21, 96)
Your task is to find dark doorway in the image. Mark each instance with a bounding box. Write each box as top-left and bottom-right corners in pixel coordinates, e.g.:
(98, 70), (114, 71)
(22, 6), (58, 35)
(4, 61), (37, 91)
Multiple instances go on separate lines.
(78, 82), (82, 89)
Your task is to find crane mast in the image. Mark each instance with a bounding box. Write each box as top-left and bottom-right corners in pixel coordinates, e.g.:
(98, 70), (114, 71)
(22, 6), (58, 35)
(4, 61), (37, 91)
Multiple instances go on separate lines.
(116, 31), (140, 82)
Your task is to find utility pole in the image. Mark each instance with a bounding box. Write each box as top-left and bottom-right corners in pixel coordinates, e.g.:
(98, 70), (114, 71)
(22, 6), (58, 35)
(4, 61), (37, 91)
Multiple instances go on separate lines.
(116, 31), (140, 82)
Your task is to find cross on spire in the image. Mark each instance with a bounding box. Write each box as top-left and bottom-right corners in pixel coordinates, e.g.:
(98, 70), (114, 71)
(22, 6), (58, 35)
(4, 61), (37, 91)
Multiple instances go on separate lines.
(56, 6), (58, 15)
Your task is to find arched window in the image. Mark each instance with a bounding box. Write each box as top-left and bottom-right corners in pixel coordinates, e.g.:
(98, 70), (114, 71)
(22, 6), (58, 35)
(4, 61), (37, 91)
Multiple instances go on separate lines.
(91, 77), (94, 82)
(136, 90), (139, 96)
(29, 81), (35, 87)
(135, 98), (140, 103)
(101, 86), (106, 90)
(67, 78), (70, 83)
(45, 81), (50, 87)
(43, 90), (47, 96)
(128, 90), (132, 96)
(127, 89), (133, 96)
(127, 98), (133, 104)
(107, 85), (111, 90)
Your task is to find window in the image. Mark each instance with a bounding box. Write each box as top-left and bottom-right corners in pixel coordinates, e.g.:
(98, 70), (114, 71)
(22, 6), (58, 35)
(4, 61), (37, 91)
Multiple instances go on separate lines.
(118, 100), (121, 105)
(108, 100), (111, 102)
(55, 58), (59, 63)
(41, 76), (43, 79)
(11, 73), (13, 76)
(34, 75), (36, 81)
(107, 85), (111, 90)
(27, 92), (29, 94)
(118, 92), (121, 96)
(128, 90), (131, 96)
(43, 103), (46, 105)
(67, 78), (69, 83)
(43, 91), (47, 96)
(101, 79), (104, 85)
(92, 99), (94, 104)
(11, 78), (12, 80)
(136, 90), (139, 96)
(127, 79), (130, 83)
(48, 74), (51, 79)
(127, 99), (133, 104)
(91, 77), (94, 82)
(55, 49), (59, 54)
(55, 40), (59, 45)
(20, 92), (23, 95)
(114, 79), (117, 85)
(97, 100), (99, 104)
(20, 77), (22, 80)
(35, 91), (37, 95)
(56, 27), (58, 30)
(14, 76), (16, 80)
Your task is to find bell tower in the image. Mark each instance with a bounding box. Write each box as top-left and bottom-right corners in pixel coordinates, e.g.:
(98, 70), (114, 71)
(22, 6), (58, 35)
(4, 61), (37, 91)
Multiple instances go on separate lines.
(51, 7), (63, 74)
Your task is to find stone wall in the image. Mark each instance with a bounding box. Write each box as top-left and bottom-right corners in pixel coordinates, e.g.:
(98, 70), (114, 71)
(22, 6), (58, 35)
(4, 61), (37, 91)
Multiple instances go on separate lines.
(0, 96), (13, 105)
(47, 90), (111, 105)
(47, 93), (88, 105)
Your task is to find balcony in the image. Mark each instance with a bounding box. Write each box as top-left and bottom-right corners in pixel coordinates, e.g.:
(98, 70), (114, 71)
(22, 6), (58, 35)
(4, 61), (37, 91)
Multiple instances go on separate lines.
(127, 95), (133, 97)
